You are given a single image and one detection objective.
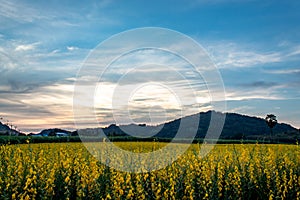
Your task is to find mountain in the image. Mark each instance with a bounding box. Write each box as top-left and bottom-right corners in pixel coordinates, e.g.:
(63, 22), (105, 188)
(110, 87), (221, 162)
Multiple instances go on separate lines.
(0, 122), (10, 132)
(96, 111), (299, 141)
(33, 111), (300, 142)
(0, 121), (21, 136)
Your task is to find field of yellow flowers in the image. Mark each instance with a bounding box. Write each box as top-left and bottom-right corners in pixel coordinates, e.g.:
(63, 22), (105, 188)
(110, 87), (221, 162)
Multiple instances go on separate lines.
(0, 142), (299, 200)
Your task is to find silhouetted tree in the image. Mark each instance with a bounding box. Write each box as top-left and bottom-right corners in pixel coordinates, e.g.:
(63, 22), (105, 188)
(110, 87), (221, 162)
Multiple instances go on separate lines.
(265, 114), (277, 142)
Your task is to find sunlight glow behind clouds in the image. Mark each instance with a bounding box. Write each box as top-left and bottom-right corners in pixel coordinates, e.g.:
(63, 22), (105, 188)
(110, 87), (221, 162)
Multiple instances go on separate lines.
(89, 47), (213, 127)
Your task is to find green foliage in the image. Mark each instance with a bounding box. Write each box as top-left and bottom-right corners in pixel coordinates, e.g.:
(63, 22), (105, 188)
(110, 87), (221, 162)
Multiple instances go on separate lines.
(0, 136), (81, 144)
(1, 135), (298, 145)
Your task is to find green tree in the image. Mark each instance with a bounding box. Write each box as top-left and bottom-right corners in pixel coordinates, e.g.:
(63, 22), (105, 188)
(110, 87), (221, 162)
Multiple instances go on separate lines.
(265, 114), (277, 142)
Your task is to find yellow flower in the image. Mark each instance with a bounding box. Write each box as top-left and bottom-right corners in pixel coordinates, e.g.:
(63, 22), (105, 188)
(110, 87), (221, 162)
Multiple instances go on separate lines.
(65, 176), (70, 183)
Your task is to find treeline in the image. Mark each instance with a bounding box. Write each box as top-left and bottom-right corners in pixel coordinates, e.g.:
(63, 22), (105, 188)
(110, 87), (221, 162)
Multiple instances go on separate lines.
(0, 136), (81, 144)
(0, 136), (298, 145)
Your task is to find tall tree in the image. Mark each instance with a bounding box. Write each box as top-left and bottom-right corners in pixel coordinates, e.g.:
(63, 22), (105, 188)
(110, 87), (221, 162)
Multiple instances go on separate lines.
(265, 114), (277, 142)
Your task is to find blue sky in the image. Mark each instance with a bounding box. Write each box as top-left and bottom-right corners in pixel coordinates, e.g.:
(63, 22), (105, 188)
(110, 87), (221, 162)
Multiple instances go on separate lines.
(0, 0), (300, 132)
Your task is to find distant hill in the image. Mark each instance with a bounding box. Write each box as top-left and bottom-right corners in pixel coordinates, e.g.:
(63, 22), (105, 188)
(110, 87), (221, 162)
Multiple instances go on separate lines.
(30, 110), (300, 142)
(0, 121), (21, 136)
(31, 128), (77, 137)
(0, 122), (10, 132)
(94, 111), (299, 141)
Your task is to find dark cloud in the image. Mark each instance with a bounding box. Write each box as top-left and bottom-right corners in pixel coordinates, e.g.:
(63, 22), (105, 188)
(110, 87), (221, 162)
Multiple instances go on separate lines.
(241, 81), (279, 88)
(0, 65), (76, 97)
(0, 100), (53, 117)
(129, 97), (157, 102)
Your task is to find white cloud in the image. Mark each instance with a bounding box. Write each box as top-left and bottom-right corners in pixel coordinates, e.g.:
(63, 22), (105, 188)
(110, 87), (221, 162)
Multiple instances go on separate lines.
(226, 105), (255, 114)
(204, 40), (300, 71)
(0, 37), (87, 72)
(287, 45), (300, 57)
(265, 68), (300, 74)
(223, 51), (281, 67)
(225, 89), (284, 101)
(15, 42), (39, 51)
(67, 46), (79, 51)
(0, 50), (19, 70)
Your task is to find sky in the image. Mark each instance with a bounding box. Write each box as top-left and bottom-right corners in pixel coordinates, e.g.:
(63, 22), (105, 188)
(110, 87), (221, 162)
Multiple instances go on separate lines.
(0, 0), (300, 133)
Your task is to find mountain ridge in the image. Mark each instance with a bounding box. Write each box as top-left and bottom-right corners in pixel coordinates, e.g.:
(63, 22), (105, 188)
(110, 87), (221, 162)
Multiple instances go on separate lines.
(2, 111), (299, 141)
(78, 110), (299, 141)
(0, 121), (21, 136)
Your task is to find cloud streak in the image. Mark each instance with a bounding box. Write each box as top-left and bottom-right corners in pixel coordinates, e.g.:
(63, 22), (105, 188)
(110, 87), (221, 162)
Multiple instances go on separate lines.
(206, 41), (300, 69)
(0, 0), (43, 23)
(207, 42), (282, 68)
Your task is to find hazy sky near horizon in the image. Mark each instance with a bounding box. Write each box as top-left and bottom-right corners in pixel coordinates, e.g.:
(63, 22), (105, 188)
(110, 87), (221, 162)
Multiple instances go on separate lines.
(0, 0), (300, 133)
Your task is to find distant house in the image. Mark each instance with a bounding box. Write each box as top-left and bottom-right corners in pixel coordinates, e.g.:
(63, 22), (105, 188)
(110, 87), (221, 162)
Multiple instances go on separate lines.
(41, 132), (49, 137)
(56, 132), (69, 137)
(31, 132), (48, 137)
(31, 133), (43, 137)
